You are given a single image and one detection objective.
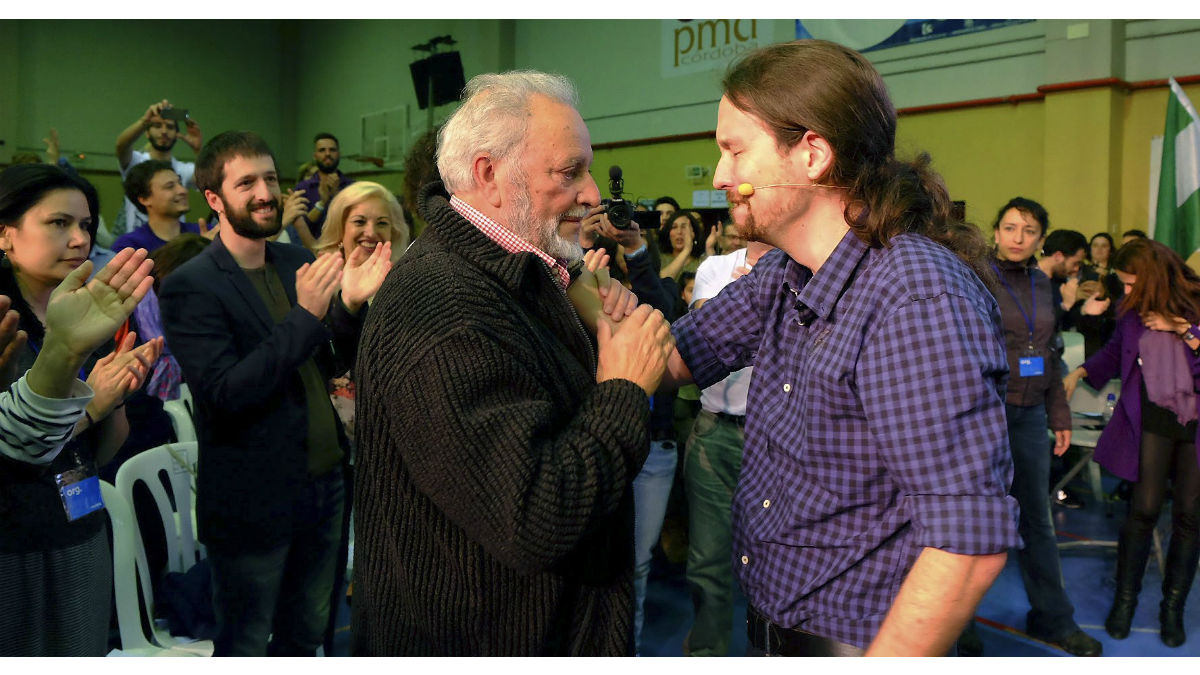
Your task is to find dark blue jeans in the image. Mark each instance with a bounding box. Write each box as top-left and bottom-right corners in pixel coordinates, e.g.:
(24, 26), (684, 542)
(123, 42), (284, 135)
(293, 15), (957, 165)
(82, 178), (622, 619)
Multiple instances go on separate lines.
(1006, 403), (1077, 639)
(209, 467), (345, 656)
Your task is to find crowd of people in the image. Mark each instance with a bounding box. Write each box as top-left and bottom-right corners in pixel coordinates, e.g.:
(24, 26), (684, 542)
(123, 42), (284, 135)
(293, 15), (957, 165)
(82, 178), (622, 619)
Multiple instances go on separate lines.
(2, 37), (1200, 659)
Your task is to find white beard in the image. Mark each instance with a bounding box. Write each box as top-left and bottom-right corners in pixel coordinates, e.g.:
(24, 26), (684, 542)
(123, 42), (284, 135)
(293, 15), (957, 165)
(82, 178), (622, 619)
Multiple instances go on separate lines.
(505, 185), (584, 263)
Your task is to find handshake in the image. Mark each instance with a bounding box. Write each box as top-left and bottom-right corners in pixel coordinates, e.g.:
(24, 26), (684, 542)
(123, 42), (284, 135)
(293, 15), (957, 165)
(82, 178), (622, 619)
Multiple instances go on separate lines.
(568, 249), (674, 396)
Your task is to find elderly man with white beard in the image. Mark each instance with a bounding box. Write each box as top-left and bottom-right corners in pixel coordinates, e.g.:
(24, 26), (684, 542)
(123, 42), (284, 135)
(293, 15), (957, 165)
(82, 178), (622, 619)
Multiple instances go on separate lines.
(351, 70), (675, 656)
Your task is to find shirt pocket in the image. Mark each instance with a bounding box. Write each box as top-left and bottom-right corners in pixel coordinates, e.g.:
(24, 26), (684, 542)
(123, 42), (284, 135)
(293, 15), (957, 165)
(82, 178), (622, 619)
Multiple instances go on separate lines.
(689, 409), (718, 439)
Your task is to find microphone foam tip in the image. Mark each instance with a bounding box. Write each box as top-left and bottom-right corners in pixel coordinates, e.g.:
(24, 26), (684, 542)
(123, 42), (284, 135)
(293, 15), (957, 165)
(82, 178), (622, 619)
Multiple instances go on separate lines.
(737, 183), (755, 196)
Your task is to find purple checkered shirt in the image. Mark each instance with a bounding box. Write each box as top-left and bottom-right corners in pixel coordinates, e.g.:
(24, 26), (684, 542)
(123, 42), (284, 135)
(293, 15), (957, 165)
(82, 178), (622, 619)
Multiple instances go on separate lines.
(671, 229), (1020, 648)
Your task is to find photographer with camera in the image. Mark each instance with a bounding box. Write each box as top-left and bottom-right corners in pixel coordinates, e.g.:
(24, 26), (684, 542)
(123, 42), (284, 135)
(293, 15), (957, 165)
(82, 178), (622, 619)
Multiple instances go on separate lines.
(115, 100), (202, 240)
(581, 169), (681, 653)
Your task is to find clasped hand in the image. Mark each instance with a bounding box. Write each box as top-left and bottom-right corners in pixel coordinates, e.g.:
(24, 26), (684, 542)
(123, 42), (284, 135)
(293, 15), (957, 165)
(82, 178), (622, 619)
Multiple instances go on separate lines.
(596, 303), (674, 396)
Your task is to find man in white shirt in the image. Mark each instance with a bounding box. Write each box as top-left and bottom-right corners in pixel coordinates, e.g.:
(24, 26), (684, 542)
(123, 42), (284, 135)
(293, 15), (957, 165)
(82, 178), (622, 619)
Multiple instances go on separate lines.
(114, 99), (202, 241)
(683, 239), (772, 657)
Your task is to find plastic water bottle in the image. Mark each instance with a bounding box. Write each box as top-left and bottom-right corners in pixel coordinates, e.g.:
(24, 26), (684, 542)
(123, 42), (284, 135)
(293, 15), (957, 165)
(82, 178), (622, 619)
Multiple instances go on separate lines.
(1103, 393), (1117, 424)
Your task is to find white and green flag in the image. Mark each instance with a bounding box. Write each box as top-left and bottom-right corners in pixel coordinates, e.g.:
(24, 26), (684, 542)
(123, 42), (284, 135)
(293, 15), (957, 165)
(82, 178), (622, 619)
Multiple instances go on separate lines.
(1154, 78), (1200, 258)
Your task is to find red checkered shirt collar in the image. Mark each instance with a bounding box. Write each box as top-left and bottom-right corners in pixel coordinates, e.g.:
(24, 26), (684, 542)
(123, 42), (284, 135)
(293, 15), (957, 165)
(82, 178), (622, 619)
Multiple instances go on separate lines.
(449, 195), (570, 289)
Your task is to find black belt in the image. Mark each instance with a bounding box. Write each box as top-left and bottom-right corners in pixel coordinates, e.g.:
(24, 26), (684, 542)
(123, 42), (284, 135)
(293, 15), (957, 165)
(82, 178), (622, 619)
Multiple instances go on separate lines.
(713, 411), (747, 426)
(746, 606), (865, 657)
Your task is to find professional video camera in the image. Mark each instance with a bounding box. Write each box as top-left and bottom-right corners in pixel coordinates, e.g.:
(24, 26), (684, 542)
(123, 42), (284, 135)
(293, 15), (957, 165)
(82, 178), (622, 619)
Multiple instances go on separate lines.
(602, 165), (660, 230)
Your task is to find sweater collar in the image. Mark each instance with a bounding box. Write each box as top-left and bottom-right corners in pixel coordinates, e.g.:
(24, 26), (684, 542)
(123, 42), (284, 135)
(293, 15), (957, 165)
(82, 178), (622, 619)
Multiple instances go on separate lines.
(418, 181), (569, 294)
(992, 249), (1037, 273)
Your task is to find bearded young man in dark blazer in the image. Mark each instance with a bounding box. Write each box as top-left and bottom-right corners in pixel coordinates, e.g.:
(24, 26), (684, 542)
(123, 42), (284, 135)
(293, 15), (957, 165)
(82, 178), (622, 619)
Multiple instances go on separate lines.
(160, 131), (390, 657)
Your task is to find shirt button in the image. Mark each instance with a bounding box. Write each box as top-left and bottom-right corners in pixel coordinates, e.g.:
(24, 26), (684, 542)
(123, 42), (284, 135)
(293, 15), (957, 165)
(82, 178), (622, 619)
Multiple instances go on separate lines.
(763, 499), (771, 508)
(741, 555), (749, 565)
(783, 383), (792, 393)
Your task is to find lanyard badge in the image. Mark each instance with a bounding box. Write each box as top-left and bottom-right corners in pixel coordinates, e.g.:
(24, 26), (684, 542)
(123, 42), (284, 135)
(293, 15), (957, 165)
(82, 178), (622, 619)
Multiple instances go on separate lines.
(55, 455), (104, 522)
(993, 264), (1044, 378)
(1018, 354), (1046, 377)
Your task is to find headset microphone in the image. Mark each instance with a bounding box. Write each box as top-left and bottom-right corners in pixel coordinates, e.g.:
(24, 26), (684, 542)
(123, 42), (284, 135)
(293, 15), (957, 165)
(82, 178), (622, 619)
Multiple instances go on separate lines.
(736, 182), (844, 196)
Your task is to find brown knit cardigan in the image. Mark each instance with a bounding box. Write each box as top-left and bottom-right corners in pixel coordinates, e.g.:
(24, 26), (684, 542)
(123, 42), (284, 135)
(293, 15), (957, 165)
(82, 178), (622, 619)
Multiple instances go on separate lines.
(351, 182), (651, 656)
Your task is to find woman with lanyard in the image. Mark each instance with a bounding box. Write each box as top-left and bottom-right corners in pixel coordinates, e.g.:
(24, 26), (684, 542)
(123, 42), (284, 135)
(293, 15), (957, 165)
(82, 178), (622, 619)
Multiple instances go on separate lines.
(0, 163), (162, 656)
(1064, 238), (1200, 647)
(983, 197), (1101, 656)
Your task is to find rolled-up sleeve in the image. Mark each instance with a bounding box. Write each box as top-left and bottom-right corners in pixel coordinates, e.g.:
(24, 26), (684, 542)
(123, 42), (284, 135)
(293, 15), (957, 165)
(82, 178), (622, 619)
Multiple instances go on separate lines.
(671, 265), (765, 390)
(858, 292), (1021, 554)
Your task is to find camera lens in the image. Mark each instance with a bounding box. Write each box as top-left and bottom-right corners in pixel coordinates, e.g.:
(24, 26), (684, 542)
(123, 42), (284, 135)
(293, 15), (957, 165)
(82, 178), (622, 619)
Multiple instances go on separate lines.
(606, 200), (633, 229)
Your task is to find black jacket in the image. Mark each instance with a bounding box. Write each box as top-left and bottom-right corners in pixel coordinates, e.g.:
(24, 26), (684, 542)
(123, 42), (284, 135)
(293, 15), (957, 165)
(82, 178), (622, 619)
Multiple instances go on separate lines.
(351, 182), (650, 656)
(160, 235), (362, 552)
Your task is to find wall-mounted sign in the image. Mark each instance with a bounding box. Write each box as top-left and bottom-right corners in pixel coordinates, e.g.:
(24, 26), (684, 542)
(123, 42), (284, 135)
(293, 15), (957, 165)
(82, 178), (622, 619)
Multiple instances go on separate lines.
(663, 20), (760, 78)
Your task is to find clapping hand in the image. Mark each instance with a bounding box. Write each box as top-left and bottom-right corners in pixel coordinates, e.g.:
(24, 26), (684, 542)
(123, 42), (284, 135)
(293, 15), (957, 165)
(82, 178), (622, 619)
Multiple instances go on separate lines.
(705, 224), (719, 257)
(680, 221), (695, 257)
(281, 189), (311, 228)
(295, 252), (344, 320)
(0, 295), (28, 388)
(1060, 277), (1080, 309)
(340, 241), (393, 314)
(45, 248), (154, 360)
(85, 333), (164, 420)
(318, 172), (340, 205)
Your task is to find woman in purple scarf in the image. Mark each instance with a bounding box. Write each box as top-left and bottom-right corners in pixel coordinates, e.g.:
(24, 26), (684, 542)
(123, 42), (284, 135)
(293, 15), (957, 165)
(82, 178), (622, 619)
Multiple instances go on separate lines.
(1064, 238), (1200, 647)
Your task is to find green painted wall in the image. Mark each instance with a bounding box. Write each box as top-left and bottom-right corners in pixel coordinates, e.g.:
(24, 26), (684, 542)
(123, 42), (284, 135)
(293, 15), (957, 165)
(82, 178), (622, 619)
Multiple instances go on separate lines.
(5, 19), (1200, 243)
(897, 102), (1046, 229)
(8, 19), (293, 226)
(288, 19), (508, 174)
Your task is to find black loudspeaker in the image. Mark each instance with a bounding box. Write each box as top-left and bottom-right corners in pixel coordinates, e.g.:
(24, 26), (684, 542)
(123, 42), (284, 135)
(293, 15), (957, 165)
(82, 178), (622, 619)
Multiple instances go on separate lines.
(410, 51), (466, 110)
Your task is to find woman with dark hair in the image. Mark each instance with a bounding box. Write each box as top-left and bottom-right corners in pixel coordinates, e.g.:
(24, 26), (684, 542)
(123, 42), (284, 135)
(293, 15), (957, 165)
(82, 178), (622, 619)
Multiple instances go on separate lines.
(0, 163), (161, 655)
(985, 197), (1101, 655)
(1086, 232), (1116, 276)
(658, 210), (705, 282)
(1069, 232), (1121, 360)
(1081, 232), (1122, 301)
(1064, 238), (1200, 647)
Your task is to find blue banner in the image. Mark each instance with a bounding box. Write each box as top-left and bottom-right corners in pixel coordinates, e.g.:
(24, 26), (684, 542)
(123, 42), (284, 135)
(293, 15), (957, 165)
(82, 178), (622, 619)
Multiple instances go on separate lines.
(795, 19), (1032, 53)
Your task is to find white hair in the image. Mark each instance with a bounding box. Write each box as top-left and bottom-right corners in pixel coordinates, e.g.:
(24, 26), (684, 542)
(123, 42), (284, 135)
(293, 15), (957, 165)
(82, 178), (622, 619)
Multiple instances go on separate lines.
(436, 70), (579, 194)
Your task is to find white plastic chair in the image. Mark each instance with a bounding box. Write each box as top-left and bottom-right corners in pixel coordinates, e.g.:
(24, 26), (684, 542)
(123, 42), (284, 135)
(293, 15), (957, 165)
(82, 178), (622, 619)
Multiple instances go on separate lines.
(102, 479), (210, 656)
(163, 383), (196, 443)
(111, 442), (213, 656)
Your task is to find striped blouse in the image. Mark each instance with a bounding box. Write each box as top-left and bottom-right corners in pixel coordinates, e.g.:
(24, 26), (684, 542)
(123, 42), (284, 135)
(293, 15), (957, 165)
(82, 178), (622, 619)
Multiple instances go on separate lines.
(0, 375), (93, 466)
